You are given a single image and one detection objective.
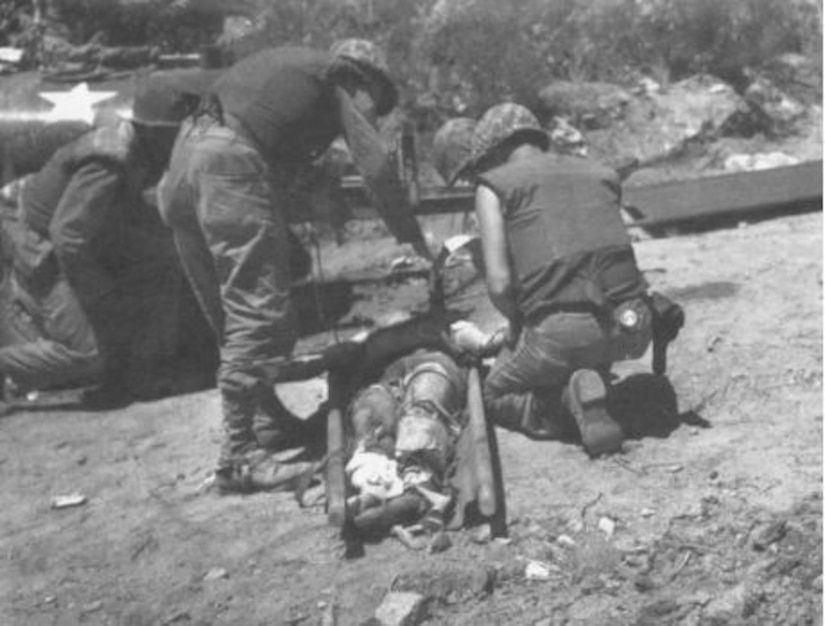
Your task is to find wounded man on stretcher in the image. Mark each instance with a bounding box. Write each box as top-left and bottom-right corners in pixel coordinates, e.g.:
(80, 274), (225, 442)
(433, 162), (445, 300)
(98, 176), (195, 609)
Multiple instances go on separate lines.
(274, 311), (501, 549)
(344, 347), (469, 546)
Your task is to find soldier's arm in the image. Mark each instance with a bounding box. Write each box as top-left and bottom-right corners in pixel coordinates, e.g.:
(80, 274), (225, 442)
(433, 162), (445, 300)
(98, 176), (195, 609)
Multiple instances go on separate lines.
(337, 87), (433, 261)
(475, 184), (519, 328)
(48, 160), (122, 312)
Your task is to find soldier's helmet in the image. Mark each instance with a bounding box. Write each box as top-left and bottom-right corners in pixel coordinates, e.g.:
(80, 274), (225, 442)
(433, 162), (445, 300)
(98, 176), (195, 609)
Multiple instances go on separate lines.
(468, 103), (549, 174)
(129, 71), (219, 127)
(330, 38), (398, 116)
(432, 117), (477, 186)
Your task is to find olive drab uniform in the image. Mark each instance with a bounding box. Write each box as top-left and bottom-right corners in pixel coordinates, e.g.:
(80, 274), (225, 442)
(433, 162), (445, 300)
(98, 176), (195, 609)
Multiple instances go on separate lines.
(477, 152), (651, 438)
(0, 122), (191, 395)
(157, 45), (427, 473)
(0, 176), (102, 390)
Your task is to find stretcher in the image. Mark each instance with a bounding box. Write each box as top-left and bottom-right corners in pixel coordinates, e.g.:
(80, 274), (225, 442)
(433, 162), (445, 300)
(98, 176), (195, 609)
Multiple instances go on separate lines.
(277, 239), (507, 536)
(278, 313), (506, 535)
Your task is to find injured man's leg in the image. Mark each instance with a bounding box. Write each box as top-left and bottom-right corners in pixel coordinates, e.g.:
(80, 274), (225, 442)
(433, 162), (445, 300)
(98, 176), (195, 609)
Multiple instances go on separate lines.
(344, 349), (468, 542)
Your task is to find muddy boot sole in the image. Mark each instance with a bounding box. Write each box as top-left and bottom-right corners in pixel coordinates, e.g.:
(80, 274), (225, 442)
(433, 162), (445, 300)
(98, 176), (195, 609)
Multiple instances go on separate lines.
(212, 466), (254, 495)
(566, 369), (623, 457)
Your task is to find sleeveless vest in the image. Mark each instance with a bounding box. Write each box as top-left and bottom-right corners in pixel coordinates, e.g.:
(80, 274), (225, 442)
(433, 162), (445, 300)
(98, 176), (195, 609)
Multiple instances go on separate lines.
(212, 47), (341, 164)
(477, 152), (647, 320)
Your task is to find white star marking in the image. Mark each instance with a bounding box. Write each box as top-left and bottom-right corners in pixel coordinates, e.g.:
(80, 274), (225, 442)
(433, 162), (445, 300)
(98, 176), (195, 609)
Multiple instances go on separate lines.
(38, 82), (118, 125)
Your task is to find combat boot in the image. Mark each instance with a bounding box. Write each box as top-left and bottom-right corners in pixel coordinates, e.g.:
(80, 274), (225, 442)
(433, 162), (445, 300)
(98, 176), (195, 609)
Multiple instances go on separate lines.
(213, 448), (318, 495)
(254, 385), (324, 452)
(564, 369), (623, 457)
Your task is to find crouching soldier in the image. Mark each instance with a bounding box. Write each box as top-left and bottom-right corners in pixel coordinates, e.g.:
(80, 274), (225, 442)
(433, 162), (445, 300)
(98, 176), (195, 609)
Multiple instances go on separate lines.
(0, 74), (217, 411)
(446, 104), (684, 456)
(0, 177), (103, 397)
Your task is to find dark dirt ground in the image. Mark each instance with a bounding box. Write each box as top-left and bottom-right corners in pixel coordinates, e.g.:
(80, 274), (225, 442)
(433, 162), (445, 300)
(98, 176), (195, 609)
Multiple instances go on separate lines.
(0, 203), (821, 625)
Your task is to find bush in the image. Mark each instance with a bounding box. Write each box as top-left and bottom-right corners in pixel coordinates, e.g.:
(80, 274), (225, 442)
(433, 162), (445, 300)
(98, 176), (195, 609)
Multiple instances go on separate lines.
(421, 0), (821, 114)
(1, 0), (818, 120)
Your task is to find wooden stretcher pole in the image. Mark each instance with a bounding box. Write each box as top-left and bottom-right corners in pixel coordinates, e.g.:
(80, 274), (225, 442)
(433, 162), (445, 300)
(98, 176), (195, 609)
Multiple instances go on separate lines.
(467, 365), (496, 517)
(326, 372), (347, 527)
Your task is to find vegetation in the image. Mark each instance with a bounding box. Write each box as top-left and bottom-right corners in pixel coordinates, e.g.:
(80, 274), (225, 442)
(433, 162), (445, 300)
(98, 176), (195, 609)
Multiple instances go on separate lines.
(1, 0), (820, 117)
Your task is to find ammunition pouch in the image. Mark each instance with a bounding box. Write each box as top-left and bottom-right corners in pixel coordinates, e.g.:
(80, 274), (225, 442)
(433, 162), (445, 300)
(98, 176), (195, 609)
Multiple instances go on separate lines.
(648, 291), (685, 375)
(607, 297), (653, 362)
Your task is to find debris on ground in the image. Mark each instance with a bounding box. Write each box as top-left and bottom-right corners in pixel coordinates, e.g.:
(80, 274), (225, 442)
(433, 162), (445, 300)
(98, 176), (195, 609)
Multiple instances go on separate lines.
(373, 591), (427, 626)
(50, 493), (87, 509)
(203, 567), (229, 582)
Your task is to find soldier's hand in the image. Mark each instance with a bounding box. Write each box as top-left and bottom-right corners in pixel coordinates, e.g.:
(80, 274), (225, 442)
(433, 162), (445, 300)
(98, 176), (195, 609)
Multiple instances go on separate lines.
(411, 237), (435, 263)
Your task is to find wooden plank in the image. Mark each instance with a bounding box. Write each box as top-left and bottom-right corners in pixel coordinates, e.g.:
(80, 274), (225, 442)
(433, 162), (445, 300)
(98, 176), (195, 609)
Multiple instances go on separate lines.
(325, 373), (348, 528)
(623, 160), (823, 226)
(340, 161), (822, 228)
(467, 366), (496, 517)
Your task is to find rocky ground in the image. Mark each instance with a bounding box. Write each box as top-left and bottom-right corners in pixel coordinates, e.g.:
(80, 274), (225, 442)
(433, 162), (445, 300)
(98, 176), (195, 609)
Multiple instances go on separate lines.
(0, 202), (821, 624)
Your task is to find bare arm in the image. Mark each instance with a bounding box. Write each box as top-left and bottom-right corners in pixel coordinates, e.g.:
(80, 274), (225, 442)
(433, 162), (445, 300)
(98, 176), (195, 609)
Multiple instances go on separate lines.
(475, 184), (519, 326)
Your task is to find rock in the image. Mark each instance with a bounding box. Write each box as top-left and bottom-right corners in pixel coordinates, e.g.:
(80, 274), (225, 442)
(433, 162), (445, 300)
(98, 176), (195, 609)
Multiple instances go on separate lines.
(724, 152), (799, 172)
(585, 74), (749, 172)
(393, 562), (494, 605)
(525, 560), (554, 581)
(471, 524), (492, 544)
(203, 567), (228, 582)
(81, 600), (103, 614)
(537, 81), (632, 130)
(682, 591), (712, 607)
(750, 520), (788, 551)
(51, 493), (87, 509)
(557, 534), (576, 548)
(598, 517), (616, 538)
(636, 598), (681, 623)
(703, 583), (752, 624)
(320, 599), (338, 626)
(374, 592), (426, 626)
(744, 75), (809, 134)
(634, 76), (662, 96)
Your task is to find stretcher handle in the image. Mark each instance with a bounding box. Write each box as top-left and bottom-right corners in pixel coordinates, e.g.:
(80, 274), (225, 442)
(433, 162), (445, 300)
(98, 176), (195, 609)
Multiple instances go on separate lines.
(467, 366), (496, 517)
(325, 372), (348, 527)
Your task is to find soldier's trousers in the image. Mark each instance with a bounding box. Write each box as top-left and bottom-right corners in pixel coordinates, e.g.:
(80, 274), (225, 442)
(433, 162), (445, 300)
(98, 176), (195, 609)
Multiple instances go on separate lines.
(158, 116), (297, 468)
(0, 273), (102, 391)
(483, 311), (612, 439)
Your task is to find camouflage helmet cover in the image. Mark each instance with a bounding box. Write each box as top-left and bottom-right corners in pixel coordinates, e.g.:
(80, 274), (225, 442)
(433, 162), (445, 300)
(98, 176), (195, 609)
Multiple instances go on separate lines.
(469, 103), (549, 171)
(330, 38), (398, 116)
(432, 117), (476, 185)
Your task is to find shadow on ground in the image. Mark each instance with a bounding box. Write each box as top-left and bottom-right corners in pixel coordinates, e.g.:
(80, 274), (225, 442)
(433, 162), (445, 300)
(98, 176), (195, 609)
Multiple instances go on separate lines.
(610, 373), (710, 439)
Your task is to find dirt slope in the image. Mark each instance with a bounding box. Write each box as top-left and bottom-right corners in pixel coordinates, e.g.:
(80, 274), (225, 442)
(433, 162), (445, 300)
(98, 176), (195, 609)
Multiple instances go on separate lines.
(0, 211), (821, 626)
